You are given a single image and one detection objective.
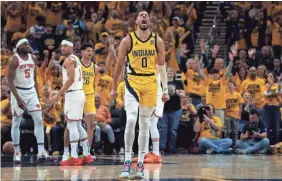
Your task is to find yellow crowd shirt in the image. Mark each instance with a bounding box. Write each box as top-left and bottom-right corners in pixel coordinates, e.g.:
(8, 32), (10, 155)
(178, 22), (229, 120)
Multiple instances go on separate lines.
(0, 99), (12, 125)
(95, 74), (113, 106)
(185, 69), (205, 96)
(225, 91), (244, 119)
(240, 78), (265, 108)
(205, 78), (227, 109)
(199, 116), (223, 140)
(116, 81), (125, 109)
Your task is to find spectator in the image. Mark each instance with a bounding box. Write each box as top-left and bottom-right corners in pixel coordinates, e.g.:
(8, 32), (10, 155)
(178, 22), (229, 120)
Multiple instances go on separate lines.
(46, 2), (63, 27)
(57, 9), (86, 41)
(29, 15), (46, 51)
(263, 72), (281, 145)
(197, 52), (234, 124)
(273, 58), (282, 78)
(196, 96), (206, 111)
(11, 24), (27, 47)
(237, 19), (248, 50)
(95, 62), (113, 106)
(225, 81), (244, 142)
(257, 64), (267, 82)
(1, 85), (12, 140)
(3, 3), (23, 46)
(26, 2), (45, 29)
(235, 109), (269, 154)
(1, 49), (11, 76)
(1, 76), (8, 86)
(43, 90), (63, 154)
(94, 94), (115, 154)
(105, 9), (123, 37)
(41, 24), (60, 55)
(272, 17), (282, 59)
(193, 104), (233, 154)
(158, 67), (185, 154)
(259, 46), (275, 71)
(225, 10), (240, 46)
(240, 67), (265, 117)
(94, 32), (109, 64)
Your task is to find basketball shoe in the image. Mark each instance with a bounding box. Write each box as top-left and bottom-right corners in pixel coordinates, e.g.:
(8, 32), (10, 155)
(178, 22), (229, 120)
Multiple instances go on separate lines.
(13, 152), (22, 164)
(119, 160), (132, 179)
(132, 162), (144, 179)
(132, 152), (152, 162)
(144, 153), (162, 163)
(60, 157), (83, 166)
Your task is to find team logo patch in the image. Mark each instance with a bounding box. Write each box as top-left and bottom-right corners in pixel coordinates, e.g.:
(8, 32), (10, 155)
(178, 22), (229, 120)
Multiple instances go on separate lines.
(150, 40), (154, 45)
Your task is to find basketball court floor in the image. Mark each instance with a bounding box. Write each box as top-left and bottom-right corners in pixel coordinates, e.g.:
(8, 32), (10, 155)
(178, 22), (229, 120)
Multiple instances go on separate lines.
(1, 154), (282, 180)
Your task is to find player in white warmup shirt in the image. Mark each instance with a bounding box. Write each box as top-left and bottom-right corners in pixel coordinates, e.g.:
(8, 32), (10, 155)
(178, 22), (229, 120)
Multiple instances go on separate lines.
(7, 38), (55, 164)
(49, 40), (93, 166)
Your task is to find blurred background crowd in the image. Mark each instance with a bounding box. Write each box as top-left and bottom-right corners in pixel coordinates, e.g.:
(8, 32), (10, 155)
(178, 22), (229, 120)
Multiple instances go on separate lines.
(1, 1), (282, 155)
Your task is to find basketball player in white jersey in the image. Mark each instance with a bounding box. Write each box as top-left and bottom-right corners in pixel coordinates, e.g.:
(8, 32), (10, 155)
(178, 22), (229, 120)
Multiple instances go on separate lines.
(7, 38), (55, 163)
(49, 40), (93, 166)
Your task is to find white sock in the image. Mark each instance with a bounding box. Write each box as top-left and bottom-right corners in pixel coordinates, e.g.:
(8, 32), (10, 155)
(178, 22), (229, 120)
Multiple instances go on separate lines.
(11, 116), (22, 153)
(80, 140), (90, 156)
(152, 141), (160, 155)
(38, 144), (45, 153)
(138, 151), (146, 163)
(70, 143), (78, 158)
(14, 145), (20, 153)
(64, 147), (69, 155)
(125, 150), (132, 161)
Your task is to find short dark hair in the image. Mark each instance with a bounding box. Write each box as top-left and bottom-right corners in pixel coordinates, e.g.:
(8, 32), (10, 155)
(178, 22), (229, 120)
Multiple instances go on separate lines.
(249, 109), (259, 116)
(81, 43), (93, 51)
(135, 10), (149, 20)
(210, 69), (219, 74)
(97, 61), (105, 66)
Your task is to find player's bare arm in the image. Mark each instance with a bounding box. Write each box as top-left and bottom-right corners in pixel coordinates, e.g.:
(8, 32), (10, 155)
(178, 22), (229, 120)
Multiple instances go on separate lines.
(156, 36), (170, 103)
(7, 55), (27, 110)
(111, 35), (130, 99)
(31, 55), (40, 97)
(50, 57), (75, 103)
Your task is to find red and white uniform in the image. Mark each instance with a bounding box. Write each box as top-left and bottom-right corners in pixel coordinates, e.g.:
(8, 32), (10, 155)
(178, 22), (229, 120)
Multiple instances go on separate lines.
(63, 54), (85, 121)
(11, 53), (41, 116)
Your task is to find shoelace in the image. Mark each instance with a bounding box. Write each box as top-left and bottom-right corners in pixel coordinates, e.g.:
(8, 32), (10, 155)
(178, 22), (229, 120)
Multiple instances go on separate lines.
(136, 164), (144, 172)
(122, 164), (131, 172)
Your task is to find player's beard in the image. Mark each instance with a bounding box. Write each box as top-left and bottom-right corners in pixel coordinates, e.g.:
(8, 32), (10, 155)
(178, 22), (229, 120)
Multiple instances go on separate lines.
(139, 24), (148, 31)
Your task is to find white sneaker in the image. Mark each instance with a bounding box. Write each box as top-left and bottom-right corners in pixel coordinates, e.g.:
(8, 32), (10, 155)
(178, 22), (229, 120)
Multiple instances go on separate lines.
(13, 152), (22, 164)
(62, 153), (70, 161)
(37, 151), (56, 162)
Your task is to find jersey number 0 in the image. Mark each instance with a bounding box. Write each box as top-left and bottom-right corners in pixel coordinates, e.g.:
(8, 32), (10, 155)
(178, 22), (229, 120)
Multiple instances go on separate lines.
(142, 57), (147, 68)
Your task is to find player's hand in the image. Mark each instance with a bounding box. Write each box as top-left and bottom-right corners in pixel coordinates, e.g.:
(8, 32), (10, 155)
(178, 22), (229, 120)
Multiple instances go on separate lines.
(111, 90), (118, 100)
(16, 98), (27, 111)
(49, 93), (61, 105)
(161, 93), (170, 103)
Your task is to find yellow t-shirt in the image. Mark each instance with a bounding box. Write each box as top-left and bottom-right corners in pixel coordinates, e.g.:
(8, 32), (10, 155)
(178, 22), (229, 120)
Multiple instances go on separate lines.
(240, 78), (265, 108)
(5, 9), (21, 32)
(116, 81), (125, 109)
(46, 2), (63, 26)
(1, 55), (10, 76)
(166, 42), (179, 72)
(0, 99), (12, 125)
(167, 26), (185, 37)
(264, 83), (281, 106)
(272, 22), (282, 46)
(81, 61), (95, 95)
(205, 78), (227, 109)
(199, 116), (223, 140)
(225, 91), (244, 119)
(26, 4), (43, 28)
(127, 31), (158, 75)
(105, 19), (123, 36)
(95, 74), (113, 106)
(185, 69), (205, 96)
(94, 43), (108, 64)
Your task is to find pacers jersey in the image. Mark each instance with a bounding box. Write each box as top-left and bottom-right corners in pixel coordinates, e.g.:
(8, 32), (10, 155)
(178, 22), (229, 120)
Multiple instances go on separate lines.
(127, 31), (158, 75)
(81, 61), (96, 95)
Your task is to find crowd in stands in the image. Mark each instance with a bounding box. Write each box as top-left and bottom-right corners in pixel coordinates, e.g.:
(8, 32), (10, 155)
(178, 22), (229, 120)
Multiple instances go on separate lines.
(1, 1), (282, 155)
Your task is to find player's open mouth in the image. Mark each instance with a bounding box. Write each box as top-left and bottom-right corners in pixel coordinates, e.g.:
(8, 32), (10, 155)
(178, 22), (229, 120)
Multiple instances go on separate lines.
(141, 19), (147, 25)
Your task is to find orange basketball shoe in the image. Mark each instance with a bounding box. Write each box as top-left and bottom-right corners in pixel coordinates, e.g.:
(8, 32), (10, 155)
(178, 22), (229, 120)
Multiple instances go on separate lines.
(82, 155), (94, 164)
(132, 152), (152, 163)
(144, 153), (162, 163)
(60, 157), (83, 166)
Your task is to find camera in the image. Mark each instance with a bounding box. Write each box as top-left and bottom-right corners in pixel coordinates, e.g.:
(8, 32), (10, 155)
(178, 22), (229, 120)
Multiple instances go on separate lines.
(197, 106), (210, 123)
(248, 121), (258, 135)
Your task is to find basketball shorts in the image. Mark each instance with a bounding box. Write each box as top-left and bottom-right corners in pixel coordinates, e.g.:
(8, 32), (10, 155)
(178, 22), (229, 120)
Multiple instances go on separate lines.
(125, 74), (157, 108)
(11, 87), (41, 116)
(83, 93), (96, 115)
(64, 90), (85, 121)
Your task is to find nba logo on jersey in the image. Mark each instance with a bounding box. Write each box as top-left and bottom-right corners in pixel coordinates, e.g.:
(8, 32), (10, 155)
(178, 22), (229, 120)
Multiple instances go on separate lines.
(150, 40), (154, 45)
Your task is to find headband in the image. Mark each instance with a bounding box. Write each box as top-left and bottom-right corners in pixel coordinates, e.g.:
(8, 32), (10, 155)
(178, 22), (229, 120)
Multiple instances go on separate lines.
(16, 38), (29, 48)
(61, 40), (73, 47)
